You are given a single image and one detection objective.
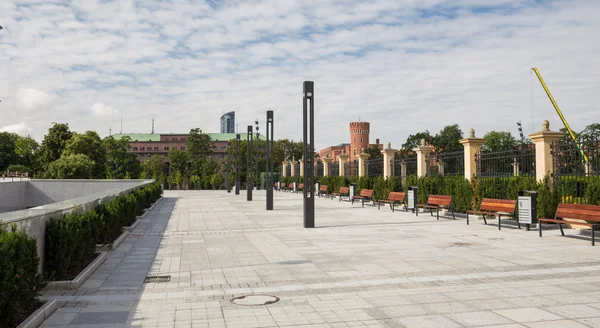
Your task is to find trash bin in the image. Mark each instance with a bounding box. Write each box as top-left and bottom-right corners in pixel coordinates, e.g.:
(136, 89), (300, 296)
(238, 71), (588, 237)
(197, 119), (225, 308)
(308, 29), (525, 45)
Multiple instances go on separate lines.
(518, 190), (538, 231)
(408, 186), (418, 216)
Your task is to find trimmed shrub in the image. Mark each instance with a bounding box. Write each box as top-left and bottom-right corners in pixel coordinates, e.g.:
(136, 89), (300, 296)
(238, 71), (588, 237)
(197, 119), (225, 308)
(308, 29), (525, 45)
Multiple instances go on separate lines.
(0, 224), (42, 327)
(585, 177), (600, 205)
(45, 181), (162, 281)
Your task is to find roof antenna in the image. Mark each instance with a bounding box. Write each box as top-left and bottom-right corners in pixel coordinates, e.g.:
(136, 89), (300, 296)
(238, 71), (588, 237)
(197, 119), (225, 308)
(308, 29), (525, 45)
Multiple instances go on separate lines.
(151, 117), (154, 134)
(109, 125), (112, 136)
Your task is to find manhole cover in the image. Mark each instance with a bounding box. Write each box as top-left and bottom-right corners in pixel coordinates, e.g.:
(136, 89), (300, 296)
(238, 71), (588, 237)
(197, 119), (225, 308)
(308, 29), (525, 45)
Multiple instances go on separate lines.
(278, 260), (310, 265)
(231, 295), (279, 306)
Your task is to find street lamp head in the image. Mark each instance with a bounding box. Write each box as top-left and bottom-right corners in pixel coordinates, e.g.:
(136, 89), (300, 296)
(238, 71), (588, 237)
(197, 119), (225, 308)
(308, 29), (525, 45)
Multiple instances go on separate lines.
(0, 26), (3, 31)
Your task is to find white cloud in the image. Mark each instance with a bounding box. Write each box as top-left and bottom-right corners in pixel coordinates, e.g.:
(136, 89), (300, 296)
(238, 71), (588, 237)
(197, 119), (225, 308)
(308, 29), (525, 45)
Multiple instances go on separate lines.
(0, 0), (598, 147)
(91, 102), (119, 116)
(0, 122), (33, 136)
(16, 88), (53, 110)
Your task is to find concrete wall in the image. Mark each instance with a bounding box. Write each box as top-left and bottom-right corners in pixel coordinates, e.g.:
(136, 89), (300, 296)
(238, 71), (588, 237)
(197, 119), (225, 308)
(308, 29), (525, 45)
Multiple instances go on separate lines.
(0, 181), (31, 213)
(0, 179), (155, 273)
(28, 180), (146, 204)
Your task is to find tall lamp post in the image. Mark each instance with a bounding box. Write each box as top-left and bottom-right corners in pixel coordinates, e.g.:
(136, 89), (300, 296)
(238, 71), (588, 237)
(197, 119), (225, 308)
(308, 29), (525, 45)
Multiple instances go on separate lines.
(235, 134), (240, 195)
(255, 120), (260, 190)
(266, 111), (274, 210)
(226, 142), (231, 193)
(247, 125), (253, 201)
(302, 81), (315, 228)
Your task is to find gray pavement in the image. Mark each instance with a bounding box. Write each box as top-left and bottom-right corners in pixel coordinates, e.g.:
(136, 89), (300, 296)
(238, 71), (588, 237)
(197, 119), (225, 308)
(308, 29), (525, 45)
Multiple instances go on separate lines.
(39, 190), (600, 327)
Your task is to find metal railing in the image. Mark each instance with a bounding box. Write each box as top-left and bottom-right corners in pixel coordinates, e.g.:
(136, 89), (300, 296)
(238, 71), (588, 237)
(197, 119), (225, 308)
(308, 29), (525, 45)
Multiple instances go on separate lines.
(344, 161), (358, 177)
(293, 163), (300, 176)
(366, 158), (384, 178)
(316, 162), (324, 177)
(426, 150), (464, 176)
(552, 137), (600, 204)
(476, 147), (536, 178)
(329, 162), (339, 176)
(392, 156), (417, 177)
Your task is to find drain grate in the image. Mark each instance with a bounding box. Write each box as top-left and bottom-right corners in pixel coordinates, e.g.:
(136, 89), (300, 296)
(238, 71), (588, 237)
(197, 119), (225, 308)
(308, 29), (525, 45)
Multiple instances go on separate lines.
(231, 295), (279, 306)
(144, 275), (171, 283)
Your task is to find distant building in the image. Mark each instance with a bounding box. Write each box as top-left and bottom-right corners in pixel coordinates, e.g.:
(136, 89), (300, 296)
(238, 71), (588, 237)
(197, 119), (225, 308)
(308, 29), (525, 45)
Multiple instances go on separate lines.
(112, 132), (264, 163)
(220, 111), (235, 133)
(318, 121), (381, 163)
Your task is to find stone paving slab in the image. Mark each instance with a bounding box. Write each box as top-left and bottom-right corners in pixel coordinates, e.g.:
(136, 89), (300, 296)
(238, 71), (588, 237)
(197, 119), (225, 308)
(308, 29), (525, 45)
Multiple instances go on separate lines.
(39, 190), (600, 327)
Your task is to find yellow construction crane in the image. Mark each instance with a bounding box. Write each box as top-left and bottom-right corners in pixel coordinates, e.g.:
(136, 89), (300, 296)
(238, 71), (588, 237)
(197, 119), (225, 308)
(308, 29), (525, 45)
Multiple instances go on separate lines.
(531, 67), (588, 163)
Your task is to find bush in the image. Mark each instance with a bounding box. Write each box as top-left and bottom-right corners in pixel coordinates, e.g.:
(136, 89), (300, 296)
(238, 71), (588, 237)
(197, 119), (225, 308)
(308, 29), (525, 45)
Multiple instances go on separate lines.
(0, 224), (42, 327)
(45, 181), (162, 281)
(585, 177), (600, 205)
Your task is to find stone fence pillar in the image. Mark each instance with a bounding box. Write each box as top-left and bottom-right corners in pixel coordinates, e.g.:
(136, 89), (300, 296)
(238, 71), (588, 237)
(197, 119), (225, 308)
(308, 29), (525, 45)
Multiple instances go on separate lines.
(339, 152), (349, 177)
(414, 139), (434, 177)
(459, 129), (485, 180)
(282, 161), (289, 177)
(323, 156), (332, 176)
(291, 160), (298, 177)
(299, 157), (305, 177)
(358, 149), (370, 177)
(529, 120), (562, 185)
(382, 142), (397, 179)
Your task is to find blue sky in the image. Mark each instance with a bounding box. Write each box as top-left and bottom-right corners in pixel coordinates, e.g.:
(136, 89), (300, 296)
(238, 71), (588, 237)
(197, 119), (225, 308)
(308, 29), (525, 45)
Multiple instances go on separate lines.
(1, 0), (599, 149)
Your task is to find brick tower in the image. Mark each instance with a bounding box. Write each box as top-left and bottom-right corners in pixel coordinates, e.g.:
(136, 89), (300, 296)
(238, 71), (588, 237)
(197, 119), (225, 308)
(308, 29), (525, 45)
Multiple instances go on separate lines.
(349, 122), (370, 162)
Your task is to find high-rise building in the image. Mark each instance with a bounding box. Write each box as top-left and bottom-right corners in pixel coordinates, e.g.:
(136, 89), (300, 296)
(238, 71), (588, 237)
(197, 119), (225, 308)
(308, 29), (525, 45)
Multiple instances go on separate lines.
(220, 111), (235, 133)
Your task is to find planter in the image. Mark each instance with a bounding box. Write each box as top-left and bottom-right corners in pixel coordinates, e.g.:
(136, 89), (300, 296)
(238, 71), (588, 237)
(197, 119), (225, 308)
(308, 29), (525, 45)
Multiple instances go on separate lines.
(110, 231), (129, 249)
(123, 218), (141, 231)
(16, 300), (58, 328)
(45, 252), (107, 290)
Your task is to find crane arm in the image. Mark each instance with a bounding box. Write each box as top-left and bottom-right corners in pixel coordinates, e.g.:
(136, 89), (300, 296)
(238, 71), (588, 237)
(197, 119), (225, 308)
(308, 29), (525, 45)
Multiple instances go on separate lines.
(531, 67), (588, 163)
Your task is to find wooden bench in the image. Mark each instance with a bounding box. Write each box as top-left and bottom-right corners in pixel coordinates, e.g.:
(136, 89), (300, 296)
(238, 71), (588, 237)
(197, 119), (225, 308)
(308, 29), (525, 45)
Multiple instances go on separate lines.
(417, 195), (455, 220)
(352, 189), (374, 207)
(318, 185), (330, 198)
(466, 198), (518, 230)
(280, 183), (286, 192)
(377, 192), (406, 212)
(332, 186), (350, 202)
(297, 183), (304, 193)
(539, 203), (600, 246)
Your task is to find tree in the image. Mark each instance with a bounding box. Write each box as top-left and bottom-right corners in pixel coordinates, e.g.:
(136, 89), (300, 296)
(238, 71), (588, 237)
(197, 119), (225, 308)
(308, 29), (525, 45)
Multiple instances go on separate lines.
(45, 154), (94, 179)
(580, 123), (600, 140)
(482, 131), (517, 153)
(141, 155), (167, 182)
(364, 144), (382, 160)
(38, 123), (73, 170)
(186, 128), (213, 175)
(63, 131), (106, 178)
(104, 136), (141, 179)
(400, 131), (431, 157)
(0, 132), (18, 171)
(431, 124), (463, 153)
(14, 135), (39, 170)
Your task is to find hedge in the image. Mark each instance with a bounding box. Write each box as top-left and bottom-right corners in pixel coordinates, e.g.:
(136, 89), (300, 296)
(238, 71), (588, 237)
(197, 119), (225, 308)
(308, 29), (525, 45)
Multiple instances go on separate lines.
(45, 181), (162, 281)
(0, 225), (42, 327)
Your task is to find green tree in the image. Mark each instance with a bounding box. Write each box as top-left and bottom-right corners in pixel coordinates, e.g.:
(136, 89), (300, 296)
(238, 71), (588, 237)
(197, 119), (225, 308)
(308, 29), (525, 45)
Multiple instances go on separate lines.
(580, 123), (600, 140)
(141, 155), (167, 182)
(364, 144), (383, 160)
(431, 124), (463, 153)
(482, 131), (517, 153)
(38, 123), (73, 170)
(0, 132), (18, 171)
(104, 136), (141, 179)
(168, 148), (189, 176)
(186, 128), (213, 175)
(63, 131), (106, 178)
(45, 154), (94, 179)
(14, 135), (39, 170)
(400, 131), (432, 156)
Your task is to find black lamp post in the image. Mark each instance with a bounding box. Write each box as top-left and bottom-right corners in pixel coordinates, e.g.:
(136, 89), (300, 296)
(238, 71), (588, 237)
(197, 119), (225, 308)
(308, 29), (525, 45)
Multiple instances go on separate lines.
(255, 120), (260, 190)
(266, 111), (274, 210)
(303, 81), (315, 228)
(235, 134), (240, 195)
(247, 126), (253, 201)
(226, 142), (231, 193)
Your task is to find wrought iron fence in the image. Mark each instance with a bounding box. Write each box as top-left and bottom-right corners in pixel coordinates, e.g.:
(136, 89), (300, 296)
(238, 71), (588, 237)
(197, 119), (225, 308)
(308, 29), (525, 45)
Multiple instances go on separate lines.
(392, 156), (417, 177)
(330, 162), (339, 176)
(293, 163), (300, 176)
(286, 164), (291, 177)
(344, 160), (358, 177)
(366, 158), (384, 178)
(552, 137), (600, 204)
(426, 150), (464, 176)
(316, 162), (324, 177)
(476, 147), (536, 178)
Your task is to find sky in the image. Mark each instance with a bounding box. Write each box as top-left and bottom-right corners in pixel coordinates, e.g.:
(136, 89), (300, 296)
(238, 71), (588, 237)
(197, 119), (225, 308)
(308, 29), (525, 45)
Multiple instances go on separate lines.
(1, 0), (599, 150)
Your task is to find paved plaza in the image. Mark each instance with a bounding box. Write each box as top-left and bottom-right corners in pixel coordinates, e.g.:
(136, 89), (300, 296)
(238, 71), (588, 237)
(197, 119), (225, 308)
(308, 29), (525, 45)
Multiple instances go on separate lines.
(39, 190), (600, 328)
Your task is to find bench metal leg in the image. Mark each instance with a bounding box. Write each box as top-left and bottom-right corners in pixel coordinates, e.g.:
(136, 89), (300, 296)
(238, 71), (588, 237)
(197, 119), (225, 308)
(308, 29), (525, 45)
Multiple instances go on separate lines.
(361, 199), (364, 207)
(436, 209), (439, 220)
(498, 216), (501, 231)
(517, 217), (521, 229)
(558, 223), (564, 236)
(539, 222), (543, 237)
(451, 211), (455, 220)
(466, 213), (469, 225)
(593, 226), (596, 246)
(482, 215), (487, 225)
